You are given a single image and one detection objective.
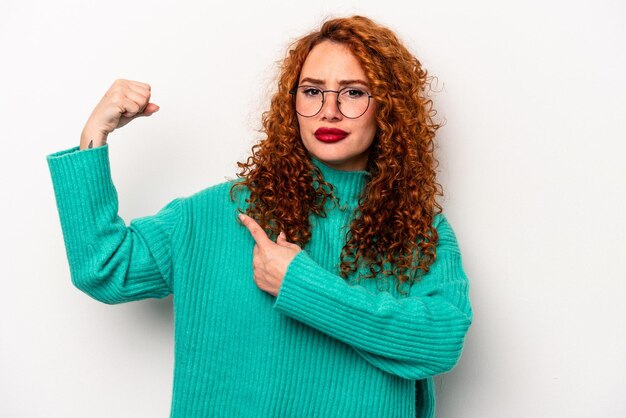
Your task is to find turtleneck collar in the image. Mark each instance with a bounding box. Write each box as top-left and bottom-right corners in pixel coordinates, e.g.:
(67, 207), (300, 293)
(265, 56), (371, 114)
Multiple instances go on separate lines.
(309, 155), (371, 208)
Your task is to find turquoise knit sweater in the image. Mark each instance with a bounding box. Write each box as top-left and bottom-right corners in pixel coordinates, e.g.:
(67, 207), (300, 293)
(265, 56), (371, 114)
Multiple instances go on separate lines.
(47, 144), (472, 418)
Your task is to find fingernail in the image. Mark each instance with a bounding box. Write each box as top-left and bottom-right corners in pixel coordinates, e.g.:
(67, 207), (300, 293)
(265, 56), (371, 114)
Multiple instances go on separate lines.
(238, 214), (244, 221)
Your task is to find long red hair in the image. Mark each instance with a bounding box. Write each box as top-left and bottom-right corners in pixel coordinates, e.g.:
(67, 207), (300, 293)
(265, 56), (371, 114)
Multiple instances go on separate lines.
(231, 15), (444, 295)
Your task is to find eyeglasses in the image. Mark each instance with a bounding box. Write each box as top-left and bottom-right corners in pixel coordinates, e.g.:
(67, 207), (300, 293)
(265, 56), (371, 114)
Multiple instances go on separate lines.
(289, 86), (373, 119)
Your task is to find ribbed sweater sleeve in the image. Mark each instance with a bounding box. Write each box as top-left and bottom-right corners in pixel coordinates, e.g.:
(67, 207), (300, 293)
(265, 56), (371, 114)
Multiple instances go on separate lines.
(46, 145), (187, 304)
(273, 214), (472, 380)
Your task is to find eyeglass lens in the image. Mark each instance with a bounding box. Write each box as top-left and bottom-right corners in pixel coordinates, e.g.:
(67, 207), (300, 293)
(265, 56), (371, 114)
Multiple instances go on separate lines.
(294, 86), (370, 118)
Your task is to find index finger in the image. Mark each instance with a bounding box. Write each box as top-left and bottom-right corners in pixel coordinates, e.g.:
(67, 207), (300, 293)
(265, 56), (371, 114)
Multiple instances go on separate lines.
(239, 213), (272, 247)
(129, 80), (151, 90)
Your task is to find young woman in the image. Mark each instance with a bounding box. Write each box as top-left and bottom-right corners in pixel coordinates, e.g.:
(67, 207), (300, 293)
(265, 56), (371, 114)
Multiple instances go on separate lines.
(47, 15), (472, 418)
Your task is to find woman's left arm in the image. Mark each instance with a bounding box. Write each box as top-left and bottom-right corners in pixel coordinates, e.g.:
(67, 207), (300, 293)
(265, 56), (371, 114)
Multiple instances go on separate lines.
(242, 214), (473, 379)
(272, 214), (473, 380)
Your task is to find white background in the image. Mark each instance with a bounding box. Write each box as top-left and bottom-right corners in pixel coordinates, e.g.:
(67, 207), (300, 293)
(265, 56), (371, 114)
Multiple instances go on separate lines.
(1, 0), (625, 417)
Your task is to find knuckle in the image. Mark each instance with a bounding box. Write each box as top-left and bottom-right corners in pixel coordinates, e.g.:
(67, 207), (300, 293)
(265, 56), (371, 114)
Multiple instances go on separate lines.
(109, 93), (122, 104)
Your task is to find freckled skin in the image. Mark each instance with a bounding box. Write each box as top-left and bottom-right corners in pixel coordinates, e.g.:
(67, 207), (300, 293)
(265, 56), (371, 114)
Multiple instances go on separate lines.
(297, 40), (378, 172)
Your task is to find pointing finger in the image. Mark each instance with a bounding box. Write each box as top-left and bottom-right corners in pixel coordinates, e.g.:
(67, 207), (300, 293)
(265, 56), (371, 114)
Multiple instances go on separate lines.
(239, 213), (272, 247)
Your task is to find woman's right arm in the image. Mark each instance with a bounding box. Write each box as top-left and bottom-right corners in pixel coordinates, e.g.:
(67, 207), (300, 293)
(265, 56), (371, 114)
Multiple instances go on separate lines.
(47, 80), (185, 304)
(78, 79), (159, 150)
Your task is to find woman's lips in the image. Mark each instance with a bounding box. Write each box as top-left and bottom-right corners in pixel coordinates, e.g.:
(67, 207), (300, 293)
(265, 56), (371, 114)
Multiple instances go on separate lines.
(314, 127), (348, 143)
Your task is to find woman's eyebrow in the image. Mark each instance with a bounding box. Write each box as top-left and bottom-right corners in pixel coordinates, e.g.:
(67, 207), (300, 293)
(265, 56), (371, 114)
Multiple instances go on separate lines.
(299, 77), (369, 87)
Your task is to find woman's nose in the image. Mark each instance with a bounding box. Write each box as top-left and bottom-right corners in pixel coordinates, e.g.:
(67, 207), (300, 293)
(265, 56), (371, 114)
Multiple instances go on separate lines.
(321, 92), (343, 119)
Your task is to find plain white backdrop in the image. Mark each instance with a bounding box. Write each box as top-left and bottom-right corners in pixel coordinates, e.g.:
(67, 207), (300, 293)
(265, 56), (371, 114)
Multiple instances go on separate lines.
(1, 0), (625, 416)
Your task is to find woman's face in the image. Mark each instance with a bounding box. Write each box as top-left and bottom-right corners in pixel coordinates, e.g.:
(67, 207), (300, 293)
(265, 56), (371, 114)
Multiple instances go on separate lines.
(295, 40), (378, 171)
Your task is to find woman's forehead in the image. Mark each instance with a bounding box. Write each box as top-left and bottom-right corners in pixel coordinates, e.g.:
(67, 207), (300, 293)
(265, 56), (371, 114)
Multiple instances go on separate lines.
(299, 76), (369, 87)
(300, 41), (369, 85)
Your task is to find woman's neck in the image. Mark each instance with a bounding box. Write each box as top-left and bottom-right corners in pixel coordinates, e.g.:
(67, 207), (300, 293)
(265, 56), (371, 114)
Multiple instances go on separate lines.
(310, 155), (371, 209)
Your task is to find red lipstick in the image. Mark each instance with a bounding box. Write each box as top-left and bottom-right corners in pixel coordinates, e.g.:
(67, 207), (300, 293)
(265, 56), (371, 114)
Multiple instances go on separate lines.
(314, 127), (348, 143)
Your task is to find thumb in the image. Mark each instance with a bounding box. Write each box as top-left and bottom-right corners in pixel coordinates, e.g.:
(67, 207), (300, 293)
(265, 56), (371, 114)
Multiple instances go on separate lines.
(276, 231), (287, 245)
(136, 102), (160, 117)
(277, 232), (301, 250)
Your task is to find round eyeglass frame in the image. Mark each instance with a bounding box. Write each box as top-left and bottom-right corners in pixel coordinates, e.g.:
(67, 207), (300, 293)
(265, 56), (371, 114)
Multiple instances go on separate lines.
(288, 86), (373, 119)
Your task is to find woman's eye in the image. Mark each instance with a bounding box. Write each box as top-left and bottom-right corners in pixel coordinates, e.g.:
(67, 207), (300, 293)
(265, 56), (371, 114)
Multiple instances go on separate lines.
(303, 88), (321, 96)
(343, 89), (365, 98)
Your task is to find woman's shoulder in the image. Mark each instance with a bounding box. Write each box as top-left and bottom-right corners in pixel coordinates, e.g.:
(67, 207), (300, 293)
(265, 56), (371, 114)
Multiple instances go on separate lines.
(185, 177), (249, 207)
(433, 212), (455, 230)
(432, 212), (461, 252)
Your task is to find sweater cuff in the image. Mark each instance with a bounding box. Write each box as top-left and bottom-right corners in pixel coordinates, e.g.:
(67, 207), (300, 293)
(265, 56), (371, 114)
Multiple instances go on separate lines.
(46, 144), (116, 219)
(273, 249), (360, 329)
(47, 143), (106, 162)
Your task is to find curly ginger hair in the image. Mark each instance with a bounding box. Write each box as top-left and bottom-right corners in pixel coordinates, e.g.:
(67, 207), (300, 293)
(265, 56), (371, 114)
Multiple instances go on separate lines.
(231, 15), (444, 295)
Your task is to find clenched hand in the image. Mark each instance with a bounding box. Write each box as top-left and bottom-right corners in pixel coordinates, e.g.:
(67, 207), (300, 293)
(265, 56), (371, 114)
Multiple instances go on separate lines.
(239, 213), (302, 297)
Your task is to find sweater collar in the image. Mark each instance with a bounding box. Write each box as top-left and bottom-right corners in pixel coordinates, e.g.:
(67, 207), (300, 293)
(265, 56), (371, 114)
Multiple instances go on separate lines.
(309, 155), (371, 207)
